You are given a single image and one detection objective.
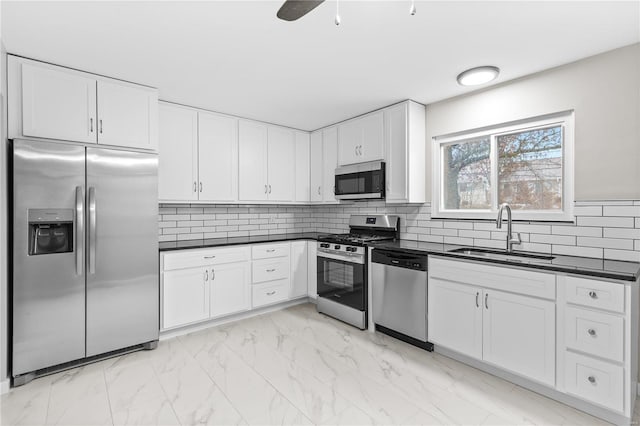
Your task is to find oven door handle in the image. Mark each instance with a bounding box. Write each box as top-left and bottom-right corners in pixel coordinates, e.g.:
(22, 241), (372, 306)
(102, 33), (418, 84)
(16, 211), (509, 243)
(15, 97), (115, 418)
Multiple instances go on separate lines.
(317, 251), (365, 265)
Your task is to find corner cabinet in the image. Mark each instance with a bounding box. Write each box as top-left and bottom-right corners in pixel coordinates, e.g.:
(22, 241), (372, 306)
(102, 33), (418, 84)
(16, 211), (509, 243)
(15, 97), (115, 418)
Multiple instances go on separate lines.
(429, 256), (639, 424)
(308, 127), (338, 204)
(9, 55), (158, 151)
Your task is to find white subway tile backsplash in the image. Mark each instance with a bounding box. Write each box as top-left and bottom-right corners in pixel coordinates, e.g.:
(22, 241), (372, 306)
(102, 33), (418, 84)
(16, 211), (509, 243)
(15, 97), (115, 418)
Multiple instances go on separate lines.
(159, 200), (640, 262)
(577, 216), (635, 228)
(576, 237), (634, 250)
(603, 206), (640, 217)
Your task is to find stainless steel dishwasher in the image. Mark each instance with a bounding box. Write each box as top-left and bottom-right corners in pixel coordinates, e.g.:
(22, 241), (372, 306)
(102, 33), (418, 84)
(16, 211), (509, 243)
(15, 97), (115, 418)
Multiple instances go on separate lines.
(371, 249), (433, 351)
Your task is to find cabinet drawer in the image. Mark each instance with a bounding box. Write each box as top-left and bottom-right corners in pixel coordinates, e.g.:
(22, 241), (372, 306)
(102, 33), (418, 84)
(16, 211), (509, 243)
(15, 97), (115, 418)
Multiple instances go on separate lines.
(565, 276), (625, 313)
(564, 351), (624, 412)
(252, 280), (290, 308)
(163, 246), (250, 271)
(429, 257), (556, 300)
(252, 243), (290, 259)
(252, 258), (290, 283)
(565, 307), (624, 362)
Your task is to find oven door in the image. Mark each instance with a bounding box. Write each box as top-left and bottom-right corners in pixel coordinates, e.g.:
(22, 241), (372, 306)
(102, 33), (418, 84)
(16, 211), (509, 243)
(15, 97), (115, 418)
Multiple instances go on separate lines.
(317, 253), (366, 311)
(334, 162), (385, 200)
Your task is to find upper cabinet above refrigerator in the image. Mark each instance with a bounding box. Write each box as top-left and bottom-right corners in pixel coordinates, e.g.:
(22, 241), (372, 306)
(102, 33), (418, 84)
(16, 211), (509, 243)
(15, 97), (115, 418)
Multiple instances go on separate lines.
(8, 55), (158, 151)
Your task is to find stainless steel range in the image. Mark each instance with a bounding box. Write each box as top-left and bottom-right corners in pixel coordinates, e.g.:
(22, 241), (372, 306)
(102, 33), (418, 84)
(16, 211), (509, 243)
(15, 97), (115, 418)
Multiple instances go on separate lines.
(316, 215), (400, 329)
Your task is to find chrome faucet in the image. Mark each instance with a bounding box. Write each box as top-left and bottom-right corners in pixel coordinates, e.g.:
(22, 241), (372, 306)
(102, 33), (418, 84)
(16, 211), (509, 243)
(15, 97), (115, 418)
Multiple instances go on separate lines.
(496, 203), (522, 253)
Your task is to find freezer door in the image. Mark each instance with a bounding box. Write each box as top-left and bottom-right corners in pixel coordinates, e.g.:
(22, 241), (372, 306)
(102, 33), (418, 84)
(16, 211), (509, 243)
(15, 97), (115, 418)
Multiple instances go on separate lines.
(12, 139), (86, 375)
(86, 148), (159, 356)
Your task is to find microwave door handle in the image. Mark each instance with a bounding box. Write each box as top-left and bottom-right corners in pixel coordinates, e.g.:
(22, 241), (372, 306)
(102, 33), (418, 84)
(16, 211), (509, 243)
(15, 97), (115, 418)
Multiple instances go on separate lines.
(88, 186), (96, 274)
(75, 186), (84, 275)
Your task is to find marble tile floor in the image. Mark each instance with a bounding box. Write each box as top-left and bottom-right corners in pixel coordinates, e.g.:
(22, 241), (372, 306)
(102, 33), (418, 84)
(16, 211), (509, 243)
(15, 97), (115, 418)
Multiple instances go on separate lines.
(1, 303), (638, 425)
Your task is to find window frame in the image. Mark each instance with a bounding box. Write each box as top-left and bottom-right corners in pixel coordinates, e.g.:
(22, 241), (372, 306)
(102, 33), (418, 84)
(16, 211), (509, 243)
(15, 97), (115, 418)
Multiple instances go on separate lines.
(431, 111), (574, 222)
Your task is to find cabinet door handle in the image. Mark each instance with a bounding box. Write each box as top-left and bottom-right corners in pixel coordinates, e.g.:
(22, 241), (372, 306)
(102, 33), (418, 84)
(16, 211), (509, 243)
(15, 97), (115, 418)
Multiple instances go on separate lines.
(99, 119), (103, 134)
(90, 118), (94, 133)
(587, 328), (597, 337)
(203, 255), (216, 259)
(265, 184), (268, 194)
(588, 291), (598, 299)
(588, 376), (596, 384)
(205, 270), (209, 281)
(199, 182), (203, 193)
(354, 146), (358, 156)
(211, 269), (215, 281)
(484, 293), (489, 309)
(268, 185), (272, 194)
(318, 186), (321, 195)
(193, 182), (197, 193)
(266, 291), (276, 296)
(475, 292), (479, 308)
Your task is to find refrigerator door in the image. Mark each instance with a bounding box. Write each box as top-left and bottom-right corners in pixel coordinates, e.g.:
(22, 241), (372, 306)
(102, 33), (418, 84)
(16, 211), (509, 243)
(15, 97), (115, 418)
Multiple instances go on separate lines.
(86, 147), (159, 356)
(12, 139), (86, 375)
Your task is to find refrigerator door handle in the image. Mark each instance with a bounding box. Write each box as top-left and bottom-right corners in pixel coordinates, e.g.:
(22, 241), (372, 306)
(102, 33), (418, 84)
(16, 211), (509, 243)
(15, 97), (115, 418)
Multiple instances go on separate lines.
(75, 186), (84, 275)
(88, 186), (97, 274)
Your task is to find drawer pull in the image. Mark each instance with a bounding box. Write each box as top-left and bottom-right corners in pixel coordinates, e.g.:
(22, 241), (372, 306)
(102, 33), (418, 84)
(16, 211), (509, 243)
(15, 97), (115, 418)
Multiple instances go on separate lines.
(204, 255), (216, 259)
(266, 268), (276, 272)
(587, 328), (597, 337)
(589, 291), (598, 299)
(588, 375), (597, 384)
(266, 249), (276, 253)
(266, 291), (276, 296)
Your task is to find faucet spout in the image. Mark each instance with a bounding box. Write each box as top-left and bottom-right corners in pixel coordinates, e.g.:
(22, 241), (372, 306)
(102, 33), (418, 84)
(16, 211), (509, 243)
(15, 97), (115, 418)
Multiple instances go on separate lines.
(496, 203), (521, 252)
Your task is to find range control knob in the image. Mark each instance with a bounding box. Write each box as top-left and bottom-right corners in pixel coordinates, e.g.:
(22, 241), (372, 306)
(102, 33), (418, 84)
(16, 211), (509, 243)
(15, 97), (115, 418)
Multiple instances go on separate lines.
(346, 247), (357, 252)
(320, 243), (330, 248)
(334, 245), (341, 250)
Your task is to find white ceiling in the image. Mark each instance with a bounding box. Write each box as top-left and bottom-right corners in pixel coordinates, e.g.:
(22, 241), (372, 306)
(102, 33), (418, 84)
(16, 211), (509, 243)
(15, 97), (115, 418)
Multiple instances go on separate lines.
(2, 1), (639, 131)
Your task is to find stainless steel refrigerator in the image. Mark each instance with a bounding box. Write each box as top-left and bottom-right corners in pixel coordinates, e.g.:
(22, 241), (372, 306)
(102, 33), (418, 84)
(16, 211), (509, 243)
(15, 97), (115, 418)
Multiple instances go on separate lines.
(12, 139), (159, 385)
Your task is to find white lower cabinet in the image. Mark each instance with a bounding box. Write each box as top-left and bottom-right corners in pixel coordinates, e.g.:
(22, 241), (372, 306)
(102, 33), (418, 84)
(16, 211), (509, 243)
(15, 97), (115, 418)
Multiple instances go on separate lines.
(161, 241), (313, 330)
(209, 262), (251, 319)
(290, 241), (308, 299)
(307, 243), (317, 298)
(429, 256), (638, 423)
(482, 289), (555, 386)
(428, 279), (483, 359)
(162, 267), (210, 329)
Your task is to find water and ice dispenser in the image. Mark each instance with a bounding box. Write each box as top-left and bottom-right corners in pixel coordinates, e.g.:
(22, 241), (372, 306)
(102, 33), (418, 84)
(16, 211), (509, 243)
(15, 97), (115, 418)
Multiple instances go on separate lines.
(28, 209), (74, 255)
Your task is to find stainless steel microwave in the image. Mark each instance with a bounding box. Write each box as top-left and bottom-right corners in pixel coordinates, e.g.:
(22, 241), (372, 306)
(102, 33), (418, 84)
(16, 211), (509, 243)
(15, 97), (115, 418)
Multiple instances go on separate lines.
(334, 161), (385, 200)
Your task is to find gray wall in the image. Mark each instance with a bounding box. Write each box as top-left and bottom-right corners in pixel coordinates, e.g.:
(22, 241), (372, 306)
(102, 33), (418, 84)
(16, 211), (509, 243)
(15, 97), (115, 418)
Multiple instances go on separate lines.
(425, 43), (640, 201)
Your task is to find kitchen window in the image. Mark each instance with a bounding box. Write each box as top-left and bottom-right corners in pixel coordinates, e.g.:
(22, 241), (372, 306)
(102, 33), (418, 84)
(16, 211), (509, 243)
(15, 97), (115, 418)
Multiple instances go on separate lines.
(432, 111), (574, 221)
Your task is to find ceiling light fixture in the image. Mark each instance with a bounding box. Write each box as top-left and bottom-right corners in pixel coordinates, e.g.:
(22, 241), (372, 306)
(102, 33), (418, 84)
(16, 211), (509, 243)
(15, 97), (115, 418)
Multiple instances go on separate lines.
(335, 0), (341, 25)
(456, 66), (500, 86)
(409, 0), (416, 15)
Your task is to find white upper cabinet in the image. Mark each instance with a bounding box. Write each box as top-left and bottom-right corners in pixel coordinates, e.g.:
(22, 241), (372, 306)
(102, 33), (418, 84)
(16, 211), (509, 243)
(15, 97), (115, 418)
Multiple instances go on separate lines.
(20, 61), (97, 144)
(309, 130), (323, 203)
(294, 131), (310, 203)
(267, 126), (295, 201)
(322, 127), (339, 203)
(384, 101), (426, 204)
(238, 121), (297, 203)
(198, 111), (238, 202)
(238, 120), (269, 201)
(96, 80), (158, 150)
(9, 55), (158, 151)
(158, 103), (198, 201)
(337, 111), (384, 166)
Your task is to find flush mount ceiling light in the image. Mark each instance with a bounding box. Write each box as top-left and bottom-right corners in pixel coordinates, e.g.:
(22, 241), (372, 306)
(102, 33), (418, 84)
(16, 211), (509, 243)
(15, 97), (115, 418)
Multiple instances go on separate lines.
(456, 66), (500, 86)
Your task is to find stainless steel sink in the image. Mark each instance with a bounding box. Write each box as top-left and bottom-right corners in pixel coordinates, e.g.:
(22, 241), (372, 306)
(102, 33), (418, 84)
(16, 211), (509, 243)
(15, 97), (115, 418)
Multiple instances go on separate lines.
(448, 247), (555, 263)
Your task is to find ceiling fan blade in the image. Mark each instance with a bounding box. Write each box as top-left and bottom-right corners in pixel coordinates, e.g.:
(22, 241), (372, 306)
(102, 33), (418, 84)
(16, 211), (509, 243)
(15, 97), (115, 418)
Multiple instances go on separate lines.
(277, 0), (325, 21)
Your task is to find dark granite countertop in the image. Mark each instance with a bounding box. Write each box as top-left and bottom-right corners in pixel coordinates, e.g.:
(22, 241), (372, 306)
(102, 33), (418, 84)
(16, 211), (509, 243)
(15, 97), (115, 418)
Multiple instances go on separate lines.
(160, 233), (640, 282)
(370, 240), (640, 282)
(159, 232), (321, 252)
